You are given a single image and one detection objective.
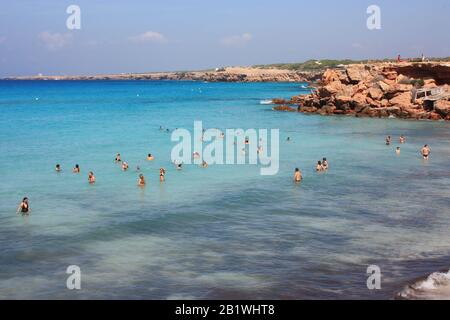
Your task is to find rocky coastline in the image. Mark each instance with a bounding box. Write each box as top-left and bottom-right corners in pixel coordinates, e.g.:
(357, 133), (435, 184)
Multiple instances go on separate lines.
(3, 67), (318, 83)
(273, 62), (450, 121)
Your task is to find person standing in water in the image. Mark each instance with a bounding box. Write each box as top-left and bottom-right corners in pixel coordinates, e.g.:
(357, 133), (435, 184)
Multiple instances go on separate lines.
(88, 171), (96, 184)
(421, 145), (431, 160)
(294, 168), (302, 183)
(322, 158), (329, 170)
(55, 164), (61, 172)
(138, 174), (146, 187)
(316, 161), (324, 172)
(73, 164), (80, 173)
(386, 136), (392, 146)
(147, 154), (155, 161)
(115, 153), (121, 163)
(400, 135), (406, 144)
(396, 147), (401, 155)
(16, 197), (30, 215)
(160, 168), (166, 182)
(122, 161), (129, 171)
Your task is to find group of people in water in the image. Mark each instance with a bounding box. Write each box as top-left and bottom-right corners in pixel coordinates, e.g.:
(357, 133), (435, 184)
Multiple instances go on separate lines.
(16, 131), (433, 215)
(293, 158), (329, 183)
(386, 135), (431, 160)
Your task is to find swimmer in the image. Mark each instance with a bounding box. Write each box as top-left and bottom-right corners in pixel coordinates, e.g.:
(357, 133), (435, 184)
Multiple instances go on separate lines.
(16, 197), (30, 215)
(316, 161), (324, 172)
(115, 153), (121, 163)
(294, 168), (302, 183)
(73, 164), (80, 173)
(147, 153), (155, 161)
(136, 165), (141, 172)
(193, 152), (200, 159)
(138, 174), (146, 187)
(421, 145), (431, 160)
(201, 160), (208, 168)
(55, 164), (61, 172)
(176, 163), (183, 170)
(400, 135), (406, 144)
(88, 171), (96, 184)
(386, 136), (392, 146)
(287, 137), (291, 142)
(396, 147), (401, 155)
(160, 168), (166, 182)
(159, 126), (163, 131)
(122, 161), (129, 171)
(322, 158), (329, 170)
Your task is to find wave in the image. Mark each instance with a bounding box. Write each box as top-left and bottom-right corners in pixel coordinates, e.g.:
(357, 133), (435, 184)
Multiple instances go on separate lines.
(260, 99), (273, 105)
(396, 269), (450, 300)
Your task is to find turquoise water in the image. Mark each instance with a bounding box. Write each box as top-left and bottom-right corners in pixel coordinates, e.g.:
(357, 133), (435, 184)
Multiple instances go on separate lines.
(0, 80), (449, 299)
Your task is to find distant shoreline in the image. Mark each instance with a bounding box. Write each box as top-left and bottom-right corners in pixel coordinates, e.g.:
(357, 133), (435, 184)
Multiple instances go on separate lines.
(1, 66), (317, 83)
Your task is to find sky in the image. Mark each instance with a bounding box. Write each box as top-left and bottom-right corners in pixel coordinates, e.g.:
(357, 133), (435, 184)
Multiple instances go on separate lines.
(0, 0), (449, 77)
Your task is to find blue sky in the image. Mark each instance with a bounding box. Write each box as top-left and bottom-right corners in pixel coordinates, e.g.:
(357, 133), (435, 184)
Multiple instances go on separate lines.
(0, 0), (449, 76)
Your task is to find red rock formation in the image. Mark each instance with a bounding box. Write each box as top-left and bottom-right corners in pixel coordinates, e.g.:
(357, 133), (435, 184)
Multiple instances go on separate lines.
(274, 62), (450, 121)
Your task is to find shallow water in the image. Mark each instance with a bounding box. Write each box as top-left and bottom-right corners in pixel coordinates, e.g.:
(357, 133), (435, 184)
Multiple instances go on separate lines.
(0, 80), (449, 299)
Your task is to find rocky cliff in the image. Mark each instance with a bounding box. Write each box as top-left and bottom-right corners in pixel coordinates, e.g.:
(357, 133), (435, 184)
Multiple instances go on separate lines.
(275, 62), (450, 121)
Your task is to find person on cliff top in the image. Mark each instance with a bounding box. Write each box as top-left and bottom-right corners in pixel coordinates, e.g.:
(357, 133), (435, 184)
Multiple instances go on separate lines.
(294, 168), (302, 183)
(421, 145), (431, 160)
(386, 136), (392, 146)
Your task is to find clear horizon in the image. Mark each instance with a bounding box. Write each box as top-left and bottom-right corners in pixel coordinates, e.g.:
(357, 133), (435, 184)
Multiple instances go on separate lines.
(0, 0), (449, 77)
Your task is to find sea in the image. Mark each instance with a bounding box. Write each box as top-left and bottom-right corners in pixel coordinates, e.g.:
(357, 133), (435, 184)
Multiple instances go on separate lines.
(0, 80), (449, 299)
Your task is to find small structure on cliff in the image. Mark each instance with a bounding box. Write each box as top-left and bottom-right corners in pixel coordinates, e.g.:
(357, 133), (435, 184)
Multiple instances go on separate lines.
(413, 87), (450, 110)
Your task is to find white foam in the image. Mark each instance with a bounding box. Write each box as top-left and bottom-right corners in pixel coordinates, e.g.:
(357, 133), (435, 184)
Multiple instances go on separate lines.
(397, 270), (450, 300)
(260, 100), (273, 105)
